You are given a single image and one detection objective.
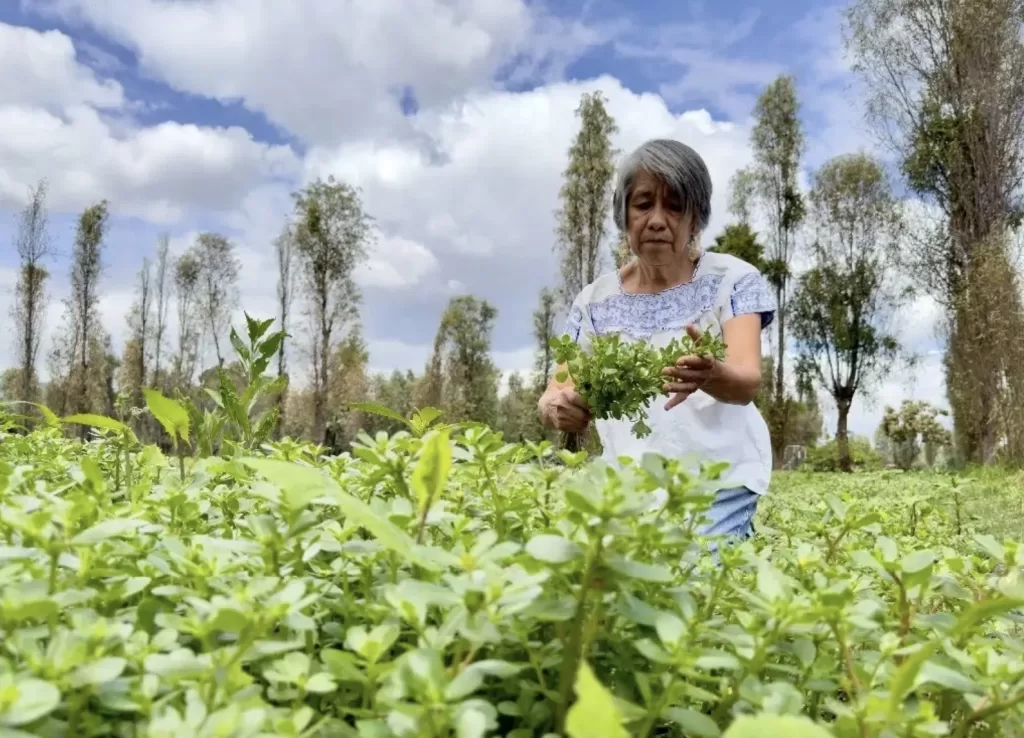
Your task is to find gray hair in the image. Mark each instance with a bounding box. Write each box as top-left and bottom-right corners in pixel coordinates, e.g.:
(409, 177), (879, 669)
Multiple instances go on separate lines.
(612, 139), (713, 233)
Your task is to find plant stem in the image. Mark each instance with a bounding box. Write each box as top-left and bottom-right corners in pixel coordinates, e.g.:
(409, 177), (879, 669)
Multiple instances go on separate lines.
(638, 674), (676, 737)
(556, 534), (603, 731)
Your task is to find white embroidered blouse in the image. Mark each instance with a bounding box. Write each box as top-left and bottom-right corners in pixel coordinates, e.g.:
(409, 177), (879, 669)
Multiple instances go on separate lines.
(563, 251), (778, 495)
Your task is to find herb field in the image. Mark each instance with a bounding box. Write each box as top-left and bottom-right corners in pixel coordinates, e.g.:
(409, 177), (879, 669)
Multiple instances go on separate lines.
(1, 406), (1023, 737)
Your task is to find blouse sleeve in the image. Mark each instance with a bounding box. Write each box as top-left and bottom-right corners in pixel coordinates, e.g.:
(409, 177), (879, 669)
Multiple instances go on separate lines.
(563, 292), (596, 352)
(718, 268), (777, 329)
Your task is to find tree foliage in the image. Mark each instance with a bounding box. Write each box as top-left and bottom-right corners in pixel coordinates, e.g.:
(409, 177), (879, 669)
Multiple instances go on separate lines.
(881, 399), (952, 470)
(746, 75), (807, 466)
(844, 0), (1024, 465)
(532, 287), (558, 392)
(173, 250), (202, 387)
(421, 295), (501, 426)
(711, 223), (766, 271)
(291, 175), (374, 444)
(49, 200), (111, 424)
(10, 179), (52, 404)
(555, 91), (620, 306)
(194, 232), (241, 368)
(791, 153), (907, 471)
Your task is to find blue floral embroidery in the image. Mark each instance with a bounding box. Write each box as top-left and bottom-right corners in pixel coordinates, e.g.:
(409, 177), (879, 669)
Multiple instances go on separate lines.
(730, 272), (777, 328)
(564, 304), (584, 342)
(588, 274), (724, 340)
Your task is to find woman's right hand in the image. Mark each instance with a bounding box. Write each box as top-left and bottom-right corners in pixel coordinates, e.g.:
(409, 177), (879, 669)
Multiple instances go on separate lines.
(539, 387), (591, 432)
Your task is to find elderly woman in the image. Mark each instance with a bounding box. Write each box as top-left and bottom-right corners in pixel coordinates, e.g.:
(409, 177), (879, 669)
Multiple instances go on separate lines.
(538, 138), (776, 541)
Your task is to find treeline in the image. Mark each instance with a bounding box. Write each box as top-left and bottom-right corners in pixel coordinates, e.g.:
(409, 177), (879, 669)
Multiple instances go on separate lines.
(5, 0), (1024, 473)
(0, 174), (558, 452)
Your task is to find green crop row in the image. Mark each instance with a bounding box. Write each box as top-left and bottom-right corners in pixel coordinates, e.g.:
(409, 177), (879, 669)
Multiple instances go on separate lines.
(0, 316), (1019, 737)
(0, 402), (1022, 737)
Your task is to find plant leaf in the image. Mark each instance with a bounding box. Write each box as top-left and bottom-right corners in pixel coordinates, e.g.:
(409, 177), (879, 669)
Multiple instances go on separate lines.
(526, 535), (583, 564)
(565, 661), (629, 738)
(663, 707), (721, 737)
(143, 389), (190, 446)
(722, 714), (834, 738)
(241, 458), (434, 569)
(411, 428), (452, 516)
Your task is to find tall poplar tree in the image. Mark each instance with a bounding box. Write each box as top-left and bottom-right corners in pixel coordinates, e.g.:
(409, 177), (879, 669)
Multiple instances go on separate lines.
(554, 91), (619, 307)
(746, 76), (807, 466)
(845, 0), (1024, 464)
(291, 175), (373, 444)
(10, 179), (52, 403)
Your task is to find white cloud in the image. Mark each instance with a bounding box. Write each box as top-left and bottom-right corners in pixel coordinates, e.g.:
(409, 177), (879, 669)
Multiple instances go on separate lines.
(356, 236), (440, 289)
(0, 105), (301, 222)
(0, 22), (302, 223)
(0, 23), (124, 110)
(29, 0), (609, 147)
(306, 73), (753, 276)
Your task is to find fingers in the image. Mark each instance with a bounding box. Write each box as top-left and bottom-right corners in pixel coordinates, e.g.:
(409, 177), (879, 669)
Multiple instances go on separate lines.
(565, 391), (590, 411)
(662, 381), (700, 395)
(685, 323), (703, 341)
(552, 394), (591, 432)
(675, 354), (714, 370)
(662, 366), (709, 383)
(664, 391), (691, 411)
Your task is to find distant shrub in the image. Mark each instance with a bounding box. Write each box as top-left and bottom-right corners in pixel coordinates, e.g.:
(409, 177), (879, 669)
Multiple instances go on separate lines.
(807, 436), (882, 472)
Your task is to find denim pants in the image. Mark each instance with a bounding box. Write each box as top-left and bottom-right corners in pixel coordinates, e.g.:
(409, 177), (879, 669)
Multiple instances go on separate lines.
(695, 486), (760, 540)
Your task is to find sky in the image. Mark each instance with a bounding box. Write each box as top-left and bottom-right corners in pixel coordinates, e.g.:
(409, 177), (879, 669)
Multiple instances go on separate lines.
(0, 0), (947, 440)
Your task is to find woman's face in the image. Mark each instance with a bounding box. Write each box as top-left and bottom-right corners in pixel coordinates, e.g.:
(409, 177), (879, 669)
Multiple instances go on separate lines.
(626, 169), (694, 266)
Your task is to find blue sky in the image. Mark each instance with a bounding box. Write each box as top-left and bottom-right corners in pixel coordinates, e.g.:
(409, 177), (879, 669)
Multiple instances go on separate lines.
(0, 0), (943, 437)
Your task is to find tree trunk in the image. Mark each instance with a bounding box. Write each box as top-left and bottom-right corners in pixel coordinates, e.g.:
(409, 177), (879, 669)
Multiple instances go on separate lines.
(837, 397), (852, 472)
(21, 270), (36, 401)
(313, 284), (330, 445)
(774, 284), (785, 399)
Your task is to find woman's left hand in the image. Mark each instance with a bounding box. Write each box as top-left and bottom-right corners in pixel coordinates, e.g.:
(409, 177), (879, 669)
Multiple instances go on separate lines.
(662, 324), (719, 410)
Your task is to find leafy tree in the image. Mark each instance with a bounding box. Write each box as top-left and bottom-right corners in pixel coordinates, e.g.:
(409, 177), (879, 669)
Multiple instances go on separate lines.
(50, 200), (110, 423)
(10, 179), (52, 404)
(844, 0), (1024, 464)
(194, 232), (240, 368)
(750, 75), (806, 398)
(728, 168), (758, 226)
(326, 328), (370, 451)
(498, 371), (544, 443)
(881, 400), (952, 470)
(533, 287), (558, 392)
(791, 153), (906, 472)
(710, 223), (765, 271)
(362, 370), (420, 437)
(807, 434), (883, 472)
(555, 91), (619, 306)
(420, 295), (500, 426)
(122, 257), (154, 410)
(173, 251), (202, 387)
(291, 175), (374, 444)
(746, 76), (807, 467)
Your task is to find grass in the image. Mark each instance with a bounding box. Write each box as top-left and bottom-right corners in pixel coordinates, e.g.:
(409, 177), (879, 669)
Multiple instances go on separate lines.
(765, 467), (1024, 541)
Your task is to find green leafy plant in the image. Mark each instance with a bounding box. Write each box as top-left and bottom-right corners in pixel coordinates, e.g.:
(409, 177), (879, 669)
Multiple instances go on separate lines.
(144, 387), (191, 480)
(550, 327), (728, 438)
(3, 319), (1024, 737)
(204, 313), (289, 454)
(2, 420), (1023, 737)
